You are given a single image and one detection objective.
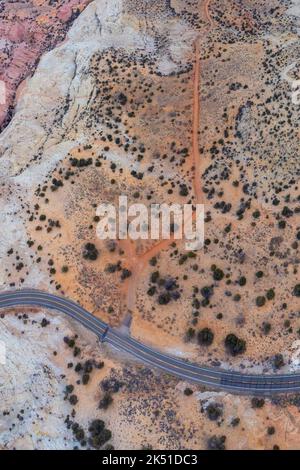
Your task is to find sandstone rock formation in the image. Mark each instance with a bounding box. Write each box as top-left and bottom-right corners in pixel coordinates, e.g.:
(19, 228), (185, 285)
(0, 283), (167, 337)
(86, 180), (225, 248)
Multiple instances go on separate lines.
(0, 0), (92, 132)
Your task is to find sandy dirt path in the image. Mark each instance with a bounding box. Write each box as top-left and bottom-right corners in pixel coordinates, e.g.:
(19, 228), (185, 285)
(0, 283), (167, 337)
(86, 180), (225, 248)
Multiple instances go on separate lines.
(204, 0), (214, 26)
(192, 39), (203, 204)
(120, 5), (216, 315)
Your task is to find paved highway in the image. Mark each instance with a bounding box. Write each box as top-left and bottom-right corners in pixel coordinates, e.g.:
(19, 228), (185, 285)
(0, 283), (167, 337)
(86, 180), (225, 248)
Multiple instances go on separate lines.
(0, 288), (299, 395)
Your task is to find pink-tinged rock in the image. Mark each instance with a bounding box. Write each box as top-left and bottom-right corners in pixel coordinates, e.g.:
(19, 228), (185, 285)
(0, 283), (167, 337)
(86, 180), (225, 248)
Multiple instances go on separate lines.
(8, 22), (26, 43)
(0, 0), (91, 132)
(57, 0), (85, 21)
(57, 6), (73, 22)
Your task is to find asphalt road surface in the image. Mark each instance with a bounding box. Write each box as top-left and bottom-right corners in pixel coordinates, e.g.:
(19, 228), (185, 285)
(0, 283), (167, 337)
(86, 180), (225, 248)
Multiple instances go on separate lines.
(0, 288), (299, 396)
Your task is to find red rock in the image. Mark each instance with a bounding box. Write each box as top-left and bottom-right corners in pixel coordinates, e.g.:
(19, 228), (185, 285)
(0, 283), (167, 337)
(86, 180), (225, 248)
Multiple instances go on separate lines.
(0, 0), (91, 132)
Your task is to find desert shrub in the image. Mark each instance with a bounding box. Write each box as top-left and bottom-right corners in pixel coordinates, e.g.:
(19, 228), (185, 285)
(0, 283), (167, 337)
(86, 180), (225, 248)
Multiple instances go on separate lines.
(207, 435), (226, 450)
(251, 397), (265, 409)
(88, 419), (112, 449)
(186, 328), (195, 341)
(256, 296), (266, 307)
(69, 394), (78, 406)
(206, 403), (223, 421)
(262, 322), (271, 335)
(225, 333), (246, 356)
(213, 268), (224, 281)
(266, 288), (275, 300)
(273, 353), (284, 370)
(99, 392), (113, 410)
(231, 417), (240, 427)
(293, 284), (300, 297)
(82, 374), (90, 385)
(82, 242), (99, 261)
(198, 328), (214, 346)
(101, 378), (123, 393)
(158, 292), (171, 305)
(267, 426), (275, 435)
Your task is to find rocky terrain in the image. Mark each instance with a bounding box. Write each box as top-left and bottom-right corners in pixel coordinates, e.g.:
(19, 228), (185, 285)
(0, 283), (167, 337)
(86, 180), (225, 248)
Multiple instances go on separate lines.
(2, 310), (300, 451)
(0, 0), (92, 131)
(0, 0), (300, 450)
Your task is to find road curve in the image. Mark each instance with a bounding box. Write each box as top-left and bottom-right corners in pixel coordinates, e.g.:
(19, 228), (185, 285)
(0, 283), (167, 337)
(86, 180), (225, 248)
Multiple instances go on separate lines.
(0, 289), (299, 396)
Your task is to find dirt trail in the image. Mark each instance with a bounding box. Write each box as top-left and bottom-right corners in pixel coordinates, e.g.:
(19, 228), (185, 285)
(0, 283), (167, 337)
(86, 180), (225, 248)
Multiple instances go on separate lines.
(192, 39), (203, 204)
(204, 0), (214, 26)
(115, 6), (215, 317)
(124, 236), (177, 311)
(124, 41), (205, 311)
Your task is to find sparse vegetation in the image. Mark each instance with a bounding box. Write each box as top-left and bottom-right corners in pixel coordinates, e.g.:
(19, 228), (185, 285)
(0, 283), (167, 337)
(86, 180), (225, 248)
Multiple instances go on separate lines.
(207, 435), (226, 450)
(99, 393), (113, 410)
(88, 419), (112, 449)
(198, 328), (214, 346)
(225, 334), (246, 356)
(82, 242), (99, 261)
